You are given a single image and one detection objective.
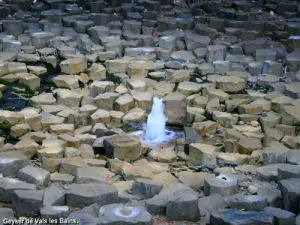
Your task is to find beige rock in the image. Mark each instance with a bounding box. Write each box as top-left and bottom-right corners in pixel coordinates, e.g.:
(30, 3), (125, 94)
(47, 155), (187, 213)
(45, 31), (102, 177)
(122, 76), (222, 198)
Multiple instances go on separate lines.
(87, 63), (106, 80)
(212, 111), (238, 128)
(27, 65), (47, 76)
(14, 139), (40, 158)
(178, 81), (202, 96)
(263, 128), (284, 147)
(60, 157), (88, 175)
(206, 98), (221, 114)
(103, 135), (141, 162)
(238, 137), (263, 154)
(152, 172), (177, 186)
(42, 158), (61, 173)
(238, 104), (263, 115)
(91, 109), (110, 125)
(89, 81), (115, 97)
(192, 121), (217, 137)
(37, 147), (64, 160)
(126, 61), (147, 78)
(153, 82), (175, 95)
(217, 152), (248, 166)
(122, 108), (146, 124)
(60, 57), (87, 74)
(0, 110), (24, 129)
(127, 79), (147, 92)
(58, 134), (81, 148)
(31, 93), (56, 108)
(170, 70), (190, 82)
(55, 89), (83, 107)
(281, 105), (300, 125)
(164, 92), (187, 126)
(0, 61), (9, 76)
(52, 75), (80, 89)
(114, 94), (135, 113)
(79, 104), (98, 115)
(148, 146), (177, 163)
(202, 86), (229, 102)
(50, 124), (75, 135)
(216, 76), (246, 93)
(94, 92), (120, 111)
(115, 84), (128, 94)
(105, 59), (130, 74)
(132, 91), (153, 112)
(224, 139), (238, 153)
(177, 171), (214, 190)
(10, 123), (31, 138)
(193, 95), (208, 108)
(15, 73), (40, 91)
(189, 143), (217, 165)
(110, 111), (124, 127)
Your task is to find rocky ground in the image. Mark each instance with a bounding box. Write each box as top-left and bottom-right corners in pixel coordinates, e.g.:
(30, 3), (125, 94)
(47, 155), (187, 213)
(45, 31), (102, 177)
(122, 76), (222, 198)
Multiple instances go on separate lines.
(0, 0), (300, 224)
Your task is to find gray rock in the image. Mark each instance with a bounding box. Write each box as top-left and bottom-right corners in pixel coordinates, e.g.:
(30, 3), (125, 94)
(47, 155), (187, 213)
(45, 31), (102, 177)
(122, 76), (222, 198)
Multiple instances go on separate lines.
(0, 151), (30, 176)
(210, 209), (274, 225)
(145, 195), (166, 215)
(76, 167), (114, 184)
(287, 150), (300, 165)
(43, 183), (66, 206)
(198, 194), (228, 223)
(230, 195), (268, 211)
(40, 206), (69, 220)
(262, 147), (289, 165)
(256, 49), (277, 61)
(278, 164), (300, 181)
(31, 32), (55, 49)
(66, 183), (118, 208)
(12, 190), (44, 217)
(132, 179), (163, 199)
(204, 174), (238, 196)
(0, 177), (36, 203)
(68, 212), (100, 225)
(206, 45), (226, 63)
(184, 32), (211, 51)
(264, 207), (296, 225)
(98, 203), (152, 225)
(257, 163), (287, 182)
(18, 165), (50, 187)
(166, 190), (200, 222)
(257, 187), (282, 208)
(280, 178), (300, 214)
(50, 173), (75, 184)
(0, 208), (15, 225)
(287, 51), (300, 72)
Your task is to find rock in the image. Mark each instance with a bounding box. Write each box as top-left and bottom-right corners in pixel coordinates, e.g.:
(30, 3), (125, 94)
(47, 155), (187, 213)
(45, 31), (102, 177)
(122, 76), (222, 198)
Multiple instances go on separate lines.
(132, 179), (163, 199)
(166, 190), (200, 222)
(18, 165), (50, 188)
(257, 163), (286, 182)
(170, 70), (190, 83)
(212, 111), (238, 128)
(0, 177), (36, 203)
(198, 194), (227, 223)
(285, 83), (300, 99)
(31, 32), (55, 49)
(216, 76), (246, 93)
(177, 81), (202, 96)
(98, 204), (152, 225)
(178, 171), (214, 190)
(185, 32), (211, 51)
(204, 174), (238, 197)
(105, 59), (130, 74)
(55, 89), (83, 107)
(76, 167), (114, 184)
(16, 73), (40, 92)
(90, 109), (110, 125)
(66, 183), (118, 208)
(60, 58), (87, 75)
(230, 195), (268, 211)
(210, 209), (274, 225)
(40, 205), (69, 220)
(60, 157), (88, 176)
(103, 135), (141, 162)
(43, 183), (66, 206)
(68, 212), (100, 225)
(217, 153), (248, 166)
(87, 63), (107, 81)
(0, 151), (29, 176)
(164, 92), (187, 126)
(189, 143), (217, 166)
(145, 195), (167, 215)
(238, 137), (263, 154)
(52, 75), (80, 89)
(12, 190), (44, 217)
(264, 207), (296, 225)
(114, 94), (135, 113)
(262, 145), (289, 165)
(148, 146), (177, 163)
(280, 178), (300, 214)
(206, 45), (226, 62)
(257, 187), (281, 207)
(50, 173), (74, 184)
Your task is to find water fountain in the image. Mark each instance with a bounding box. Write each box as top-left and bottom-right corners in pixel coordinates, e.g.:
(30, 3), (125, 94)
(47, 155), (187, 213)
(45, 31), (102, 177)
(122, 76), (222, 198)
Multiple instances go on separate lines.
(130, 97), (182, 148)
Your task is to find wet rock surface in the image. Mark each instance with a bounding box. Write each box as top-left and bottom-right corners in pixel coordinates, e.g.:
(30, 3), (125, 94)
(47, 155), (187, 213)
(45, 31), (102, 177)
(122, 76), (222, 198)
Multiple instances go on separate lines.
(0, 0), (300, 224)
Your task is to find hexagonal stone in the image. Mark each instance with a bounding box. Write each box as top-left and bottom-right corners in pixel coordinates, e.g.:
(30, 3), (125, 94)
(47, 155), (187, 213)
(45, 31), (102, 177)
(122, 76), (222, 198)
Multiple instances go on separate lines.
(257, 163), (286, 182)
(103, 135), (141, 162)
(66, 183), (118, 208)
(216, 76), (246, 93)
(0, 177), (36, 203)
(98, 204), (152, 225)
(189, 143), (217, 166)
(280, 178), (300, 214)
(132, 179), (163, 199)
(238, 137), (263, 154)
(0, 151), (29, 176)
(177, 81), (202, 96)
(230, 195), (268, 211)
(114, 94), (135, 113)
(43, 183), (66, 206)
(264, 207), (296, 225)
(166, 190), (200, 222)
(204, 174), (238, 196)
(18, 165), (50, 187)
(76, 167), (114, 184)
(60, 58), (87, 74)
(40, 205), (69, 220)
(12, 190), (44, 217)
(210, 209), (274, 225)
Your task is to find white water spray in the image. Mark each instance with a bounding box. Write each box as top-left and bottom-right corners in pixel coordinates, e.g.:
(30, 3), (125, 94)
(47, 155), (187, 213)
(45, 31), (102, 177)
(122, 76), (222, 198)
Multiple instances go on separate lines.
(145, 97), (167, 142)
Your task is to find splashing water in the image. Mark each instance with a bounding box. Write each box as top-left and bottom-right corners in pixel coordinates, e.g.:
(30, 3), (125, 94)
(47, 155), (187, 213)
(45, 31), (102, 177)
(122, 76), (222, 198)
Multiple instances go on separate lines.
(130, 97), (181, 148)
(146, 97), (167, 142)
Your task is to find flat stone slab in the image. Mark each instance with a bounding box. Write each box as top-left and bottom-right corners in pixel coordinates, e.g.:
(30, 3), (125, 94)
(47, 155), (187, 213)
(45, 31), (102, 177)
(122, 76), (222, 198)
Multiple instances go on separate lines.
(98, 204), (152, 225)
(66, 183), (118, 208)
(210, 209), (274, 225)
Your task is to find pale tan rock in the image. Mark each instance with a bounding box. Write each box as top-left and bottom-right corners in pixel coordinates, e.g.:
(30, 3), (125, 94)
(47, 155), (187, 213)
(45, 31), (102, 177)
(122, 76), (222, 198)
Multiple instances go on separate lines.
(189, 143), (217, 165)
(148, 146), (177, 163)
(114, 94), (135, 113)
(122, 108), (146, 124)
(10, 123), (31, 138)
(50, 124), (75, 135)
(60, 57), (87, 74)
(52, 75), (80, 89)
(91, 109), (110, 125)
